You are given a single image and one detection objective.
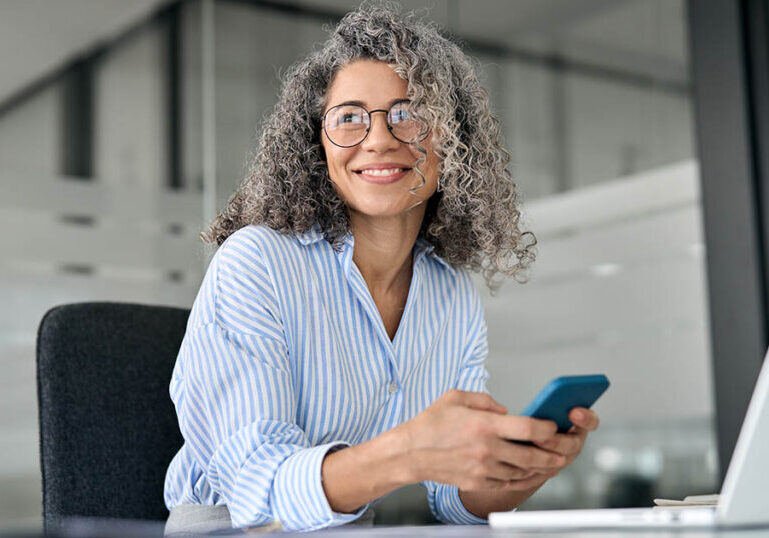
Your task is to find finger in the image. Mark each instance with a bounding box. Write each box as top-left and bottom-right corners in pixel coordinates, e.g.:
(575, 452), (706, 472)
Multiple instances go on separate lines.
(567, 421), (591, 439)
(569, 407), (600, 431)
(500, 471), (556, 492)
(491, 414), (558, 442)
(453, 390), (508, 414)
(533, 432), (583, 457)
(493, 438), (566, 471)
(485, 461), (538, 482)
(463, 477), (526, 491)
(571, 425), (590, 441)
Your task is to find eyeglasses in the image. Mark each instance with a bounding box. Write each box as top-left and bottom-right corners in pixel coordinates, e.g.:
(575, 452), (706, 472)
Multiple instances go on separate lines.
(321, 100), (427, 148)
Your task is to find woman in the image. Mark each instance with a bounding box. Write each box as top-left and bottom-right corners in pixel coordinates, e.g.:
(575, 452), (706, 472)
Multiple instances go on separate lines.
(164, 3), (599, 533)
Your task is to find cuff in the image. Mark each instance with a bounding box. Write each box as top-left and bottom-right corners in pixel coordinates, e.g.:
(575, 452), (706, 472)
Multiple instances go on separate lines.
(271, 441), (370, 531)
(432, 483), (489, 525)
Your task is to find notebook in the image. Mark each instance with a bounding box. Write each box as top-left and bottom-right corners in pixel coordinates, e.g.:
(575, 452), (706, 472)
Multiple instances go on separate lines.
(489, 349), (769, 530)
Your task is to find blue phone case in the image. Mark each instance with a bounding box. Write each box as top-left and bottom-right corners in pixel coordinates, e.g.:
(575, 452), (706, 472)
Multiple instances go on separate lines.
(521, 374), (610, 433)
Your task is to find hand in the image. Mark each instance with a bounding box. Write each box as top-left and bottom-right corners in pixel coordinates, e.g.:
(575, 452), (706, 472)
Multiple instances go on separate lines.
(531, 407), (601, 473)
(398, 389), (568, 492)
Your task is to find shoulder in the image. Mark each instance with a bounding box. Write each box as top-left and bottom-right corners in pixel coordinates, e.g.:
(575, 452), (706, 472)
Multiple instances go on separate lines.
(214, 224), (307, 277)
(187, 225), (311, 334)
(201, 226), (297, 330)
(217, 224), (296, 259)
(213, 223), (323, 301)
(213, 222), (317, 289)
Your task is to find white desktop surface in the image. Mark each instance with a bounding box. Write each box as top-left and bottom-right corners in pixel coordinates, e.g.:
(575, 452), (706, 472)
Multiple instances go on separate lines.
(306, 525), (769, 537)
(45, 518), (769, 537)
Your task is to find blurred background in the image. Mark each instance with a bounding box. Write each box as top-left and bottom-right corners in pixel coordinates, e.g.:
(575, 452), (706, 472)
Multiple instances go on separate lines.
(2, 0), (768, 531)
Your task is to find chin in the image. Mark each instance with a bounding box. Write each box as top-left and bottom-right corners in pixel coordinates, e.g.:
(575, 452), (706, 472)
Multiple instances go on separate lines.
(349, 197), (417, 218)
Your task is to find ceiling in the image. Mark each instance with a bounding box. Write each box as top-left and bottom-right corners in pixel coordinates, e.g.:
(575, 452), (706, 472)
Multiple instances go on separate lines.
(295, 0), (689, 85)
(0, 0), (171, 105)
(0, 0), (688, 108)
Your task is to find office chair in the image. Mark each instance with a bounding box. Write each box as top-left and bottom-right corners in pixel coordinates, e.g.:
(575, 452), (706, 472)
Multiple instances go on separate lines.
(36, 302), (189, 529)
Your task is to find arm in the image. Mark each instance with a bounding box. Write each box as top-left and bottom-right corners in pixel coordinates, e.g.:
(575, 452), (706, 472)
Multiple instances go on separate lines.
(172, 236), (368, 531)
(318, 389), (600, 520)
(459, 488), (541, 519)
(320, 423), (414, 513)
(319, 390), (559, 516)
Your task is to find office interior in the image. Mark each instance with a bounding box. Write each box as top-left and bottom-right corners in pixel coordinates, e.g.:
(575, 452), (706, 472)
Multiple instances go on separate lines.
(1, 0), (767, 531)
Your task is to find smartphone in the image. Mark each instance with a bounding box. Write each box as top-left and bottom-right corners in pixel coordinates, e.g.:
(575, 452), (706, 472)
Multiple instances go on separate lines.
(521, 374), (610, 433)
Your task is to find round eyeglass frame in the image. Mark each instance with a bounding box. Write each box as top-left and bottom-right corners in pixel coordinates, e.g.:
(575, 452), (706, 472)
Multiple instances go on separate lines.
(321, 100), (427, 148)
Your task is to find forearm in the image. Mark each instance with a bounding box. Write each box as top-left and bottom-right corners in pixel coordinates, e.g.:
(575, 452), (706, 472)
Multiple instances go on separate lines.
(321, 424), (416, 513)
(459, 483), (543, 519)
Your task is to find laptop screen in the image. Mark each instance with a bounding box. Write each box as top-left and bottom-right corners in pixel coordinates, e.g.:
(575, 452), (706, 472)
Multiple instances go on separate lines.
(717, 350), (769, 525)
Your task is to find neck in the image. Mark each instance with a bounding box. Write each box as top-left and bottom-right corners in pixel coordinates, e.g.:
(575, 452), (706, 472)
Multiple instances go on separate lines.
(350, 207), (426, 294)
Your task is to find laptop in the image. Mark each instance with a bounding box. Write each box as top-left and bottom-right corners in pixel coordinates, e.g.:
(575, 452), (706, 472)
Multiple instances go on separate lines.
(489, 350), (769, 530)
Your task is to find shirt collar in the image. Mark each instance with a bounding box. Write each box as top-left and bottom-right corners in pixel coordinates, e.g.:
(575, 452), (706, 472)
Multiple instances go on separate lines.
(295, 223), (455, 274)
(295, 223), (326, 246)
(413, 236), (454, 273)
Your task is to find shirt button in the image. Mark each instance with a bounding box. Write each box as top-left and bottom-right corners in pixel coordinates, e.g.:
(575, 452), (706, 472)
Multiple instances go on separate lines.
(388, 382), (399, 394)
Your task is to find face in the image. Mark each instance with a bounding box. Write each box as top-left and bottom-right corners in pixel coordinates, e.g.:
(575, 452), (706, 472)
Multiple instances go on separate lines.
(320, 59), (440, 220)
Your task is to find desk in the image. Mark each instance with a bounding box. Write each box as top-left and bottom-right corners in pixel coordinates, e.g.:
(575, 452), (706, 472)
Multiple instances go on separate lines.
(36, 519), (769, 538)
(310, 525), (769, 537)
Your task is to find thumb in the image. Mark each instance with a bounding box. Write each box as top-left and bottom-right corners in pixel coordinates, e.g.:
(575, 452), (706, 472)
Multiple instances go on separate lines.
(458, 390), (508, 414)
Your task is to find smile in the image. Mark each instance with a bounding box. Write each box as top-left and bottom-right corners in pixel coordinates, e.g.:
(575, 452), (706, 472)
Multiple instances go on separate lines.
(356, 168), (407, 177)
(354, 167), (411, 184)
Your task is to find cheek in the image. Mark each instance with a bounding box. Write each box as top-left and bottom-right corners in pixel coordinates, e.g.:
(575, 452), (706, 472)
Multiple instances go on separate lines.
(323, 146), (353, 180)
(408, 134), (430, 156)
(413, 143), (440, 186)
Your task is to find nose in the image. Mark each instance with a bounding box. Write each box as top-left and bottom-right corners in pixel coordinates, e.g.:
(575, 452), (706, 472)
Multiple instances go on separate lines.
(361, 110), (400, 152)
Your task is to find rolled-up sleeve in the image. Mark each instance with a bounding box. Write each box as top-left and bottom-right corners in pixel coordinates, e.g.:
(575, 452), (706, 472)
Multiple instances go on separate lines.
(423, 273), (490, 525)
(170, 235), (368, 530)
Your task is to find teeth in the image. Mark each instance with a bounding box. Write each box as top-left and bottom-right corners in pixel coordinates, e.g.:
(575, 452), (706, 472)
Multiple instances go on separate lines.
(361, 168), (404, 176)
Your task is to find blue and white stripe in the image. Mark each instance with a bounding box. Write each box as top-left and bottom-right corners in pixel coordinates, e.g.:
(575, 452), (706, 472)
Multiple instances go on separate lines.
(164, 223), (490, 530)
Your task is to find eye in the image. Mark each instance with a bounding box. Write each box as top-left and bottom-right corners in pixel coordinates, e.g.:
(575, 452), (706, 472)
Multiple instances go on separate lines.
(326, 105), (368, 130)
(339, 112), (364, 124)
(389, 104), (410, 124)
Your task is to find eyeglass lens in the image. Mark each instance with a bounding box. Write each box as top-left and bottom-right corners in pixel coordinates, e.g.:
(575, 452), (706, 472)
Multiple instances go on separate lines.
(323, 102), (423, 147)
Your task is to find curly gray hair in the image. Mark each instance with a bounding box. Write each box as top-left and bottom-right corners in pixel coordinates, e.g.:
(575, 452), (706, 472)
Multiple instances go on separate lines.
(201, 1), (536, 291)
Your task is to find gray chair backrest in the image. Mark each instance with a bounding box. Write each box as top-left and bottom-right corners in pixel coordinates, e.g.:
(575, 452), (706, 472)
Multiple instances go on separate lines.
(36, 302), (188, 529)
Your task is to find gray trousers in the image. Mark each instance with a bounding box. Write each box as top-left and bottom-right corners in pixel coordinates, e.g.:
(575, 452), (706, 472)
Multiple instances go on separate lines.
(165, 504), (376, 535)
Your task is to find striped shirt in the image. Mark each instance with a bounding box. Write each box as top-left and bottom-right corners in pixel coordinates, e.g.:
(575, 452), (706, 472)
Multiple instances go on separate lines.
(164, 224), (490, 531)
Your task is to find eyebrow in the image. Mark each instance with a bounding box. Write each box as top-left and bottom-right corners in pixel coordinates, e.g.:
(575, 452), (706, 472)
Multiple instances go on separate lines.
(328, 98), (410, 110)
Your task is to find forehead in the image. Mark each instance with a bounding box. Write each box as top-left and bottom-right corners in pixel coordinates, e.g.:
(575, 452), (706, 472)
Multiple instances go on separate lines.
(325, 59), (408, 108)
